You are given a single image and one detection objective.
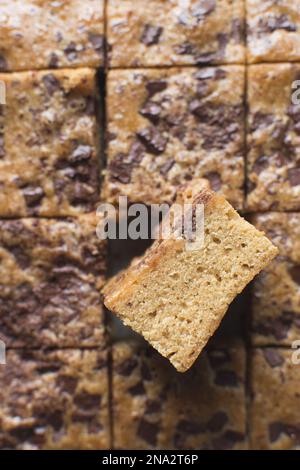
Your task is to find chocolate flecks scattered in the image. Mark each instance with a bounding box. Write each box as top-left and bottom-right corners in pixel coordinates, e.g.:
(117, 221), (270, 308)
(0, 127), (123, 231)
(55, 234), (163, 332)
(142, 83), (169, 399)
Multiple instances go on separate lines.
(88, 33), (104, 53)
(254, 312), (294, 341)
(57, 375), (78, 394)
(160, 158), (175, 176)
(109, 141), (145, 184)
(116, 358), (138, 376)
(48, 53), (59, 68)
(137, 127), (168, 155)
(263, 349), (284, 368)
(204, 171), (222, 191)
(64, 42), (78, 61)
(137, 419), (159, 447)
(0, 54), (8, 71)
(8, 245), (31, 270)
(0, 136), (5, 158)
(191, 0), (216, 18)
(258, 14), (297, 34)
(140, 24), (163, 46)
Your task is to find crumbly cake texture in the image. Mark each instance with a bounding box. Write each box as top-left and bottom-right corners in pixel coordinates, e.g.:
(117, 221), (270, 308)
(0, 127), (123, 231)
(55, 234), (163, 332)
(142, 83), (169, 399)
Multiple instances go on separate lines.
(107, 0), (246, 67)
(250, 348), (300, 450)
(103, 185), (278, 372)
(0, 215), (107, 348)
(0, 0), (104, 71)
(112, 341), (247, 450)
(251, 213), (300, 346)
(104, 66), (245, 210)
(246, 64), (300, 211)
(247, 0), (300, 63)
(0, 68), (101, 217)
(0, 349), (109, 450)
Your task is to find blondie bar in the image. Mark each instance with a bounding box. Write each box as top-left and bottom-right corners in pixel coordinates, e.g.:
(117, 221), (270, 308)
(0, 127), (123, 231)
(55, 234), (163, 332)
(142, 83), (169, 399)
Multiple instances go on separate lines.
(112, 341), (247, 450)
(250, 348), (300, 450)
(251, 213), (300, 346)
(0, 0), (104, 71)
(0, 68), (101, 217)
(247, 0), (300, 63)
(107, 0), (245, 67)
(0, 349), (109, 449)
(104, 66), (245, 210)
(103, 184), (277, 372)
(247, 64), (300, 211)
(0, 215), (107, 348)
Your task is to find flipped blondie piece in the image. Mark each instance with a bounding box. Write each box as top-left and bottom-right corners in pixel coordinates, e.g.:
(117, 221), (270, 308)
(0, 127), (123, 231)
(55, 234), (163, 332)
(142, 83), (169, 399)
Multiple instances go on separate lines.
(0, 0), (104, 71)
(247, 0), (300, 63)
(107, 0), (245, 67)
(247, 64), (300, 211)
(112, 341), (247, 450)
(0, 68), (101, 217)
(103, 185), (277, 372)
(250, 348), (300, 450)
(104, 66), (245, 210)
(251, 213), (300, 346)
(0, 349), (109, 449)
(0, 215), (107, 348)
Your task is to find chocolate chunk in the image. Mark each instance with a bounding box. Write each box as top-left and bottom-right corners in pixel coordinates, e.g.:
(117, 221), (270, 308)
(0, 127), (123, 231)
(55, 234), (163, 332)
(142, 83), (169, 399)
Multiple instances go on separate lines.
(254, 314), (293, 341)
(9, 426), (37, 441)
(251, 112), (274, 132)
(204, 172), (222, 191)
(70, 145), (92, 164)
(23, 186), (45, 207)
(146, 80), (167, 97)
(231, 18), (244, 43)
(42, 74), (60, 96)
(194, 68), (227, 81)
(141, 361), (152, 381)
(213, 430), (244, 450)
(160, 158), (175, 176)
(215, 370), (239, 387)
(137, 127), (168, 155)
(117, 358), (138, 376)
(259, 14), (297, 34)
(191, 0), (216, 18)
(207, 349), (231, 368)
(74, 392), (102, 410)
(289, 265), (300, 285)
(128, 381), (145, 396)
(251, 156), (269, 175)
(140, 101), (161, 124)
(48, 53), (59, 68)
(137, 419), (159, 447)
(64, 42), (78, 61)
(0, 54), (7, 71)
(263, 349), (284, 368)
(8, 245), (31, 269)
(47, 410), (64, 431)
(145, 400), (161, 415)
(88, 33), (104, 53)
(0, 136), (5, 158)
(207, 411), (228, 433)
(287, 168), (300, 186)
(269, 422), (300, 443)
(109, 141), (145, 184)
(174, 42), (196, 56)
(176, 419), (205, 434)
(57, 375), (78, 394)
(140, 24), (163, 46)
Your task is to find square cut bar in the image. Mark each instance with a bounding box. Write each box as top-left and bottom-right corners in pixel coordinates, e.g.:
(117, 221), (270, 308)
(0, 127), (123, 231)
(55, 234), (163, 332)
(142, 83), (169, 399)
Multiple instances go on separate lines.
(112, 340), (247, 450)
(0, 214), (107, 349)
(103, 185), (278, 372)
(107, 0), (245, 67)
(0, 348), (109, 450)
(0, 0), (104, 71)
(250, 348), (300, 450)
(247, 0), (300, 63)
(251, 213), (300, 346)
(104, 66), (245, 210)
(0, 68), (101, 217)
(246, 64), (300, 211)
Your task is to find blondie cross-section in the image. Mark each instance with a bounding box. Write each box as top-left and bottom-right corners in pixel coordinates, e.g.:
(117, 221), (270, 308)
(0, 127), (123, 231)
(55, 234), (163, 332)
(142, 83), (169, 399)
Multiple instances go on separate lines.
(251, 213), (300, 346)
(0, 349), (109, 450)
(0, 68), (101, 217)
(247, 64), (300, 211)
(107, 0), (245, 67)
(104, 66), (245, 210)
(0, 0), (105, 71)
(250, 348), (300, 450)
(247, 0), (300, 63)
(112, 340), (247, 450)
(0, 215), (107, 349)
(103, 184), (277, 372)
